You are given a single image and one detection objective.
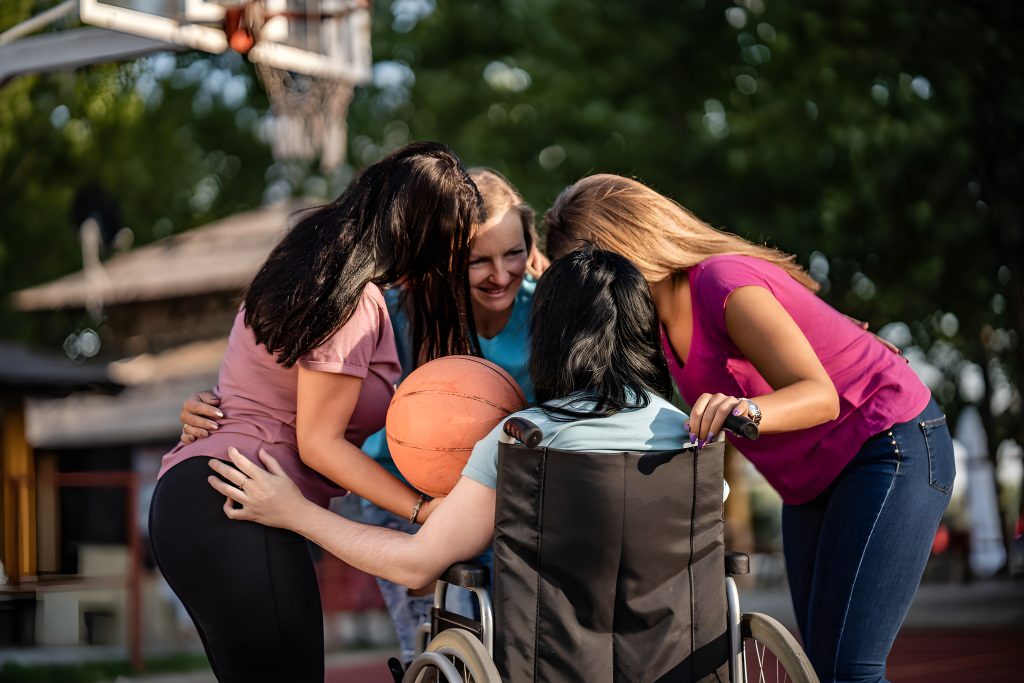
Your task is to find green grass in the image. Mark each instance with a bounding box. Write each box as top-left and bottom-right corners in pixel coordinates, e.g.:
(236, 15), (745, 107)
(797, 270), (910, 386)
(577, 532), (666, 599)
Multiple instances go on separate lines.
(0, 652), (209, 683)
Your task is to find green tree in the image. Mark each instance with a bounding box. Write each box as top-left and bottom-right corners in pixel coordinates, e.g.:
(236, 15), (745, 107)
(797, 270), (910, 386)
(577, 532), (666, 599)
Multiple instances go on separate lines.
(1, 0), (275, 348)
(2, 0), (1021, 543)
(348, 0), (1022, 539)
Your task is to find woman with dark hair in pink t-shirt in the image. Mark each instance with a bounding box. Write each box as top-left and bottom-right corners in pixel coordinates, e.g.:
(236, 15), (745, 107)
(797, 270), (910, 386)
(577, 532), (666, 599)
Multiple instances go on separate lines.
(544, 174), (954, 683)
(149, 142), (482, 683)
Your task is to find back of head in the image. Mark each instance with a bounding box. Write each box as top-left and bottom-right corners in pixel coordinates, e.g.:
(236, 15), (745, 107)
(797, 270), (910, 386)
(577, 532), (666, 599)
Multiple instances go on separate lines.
(246, 141), (482, 367)
(544, 174), (816, 290)
(467, 167), (537, 252)
(529, 245), (672, 418)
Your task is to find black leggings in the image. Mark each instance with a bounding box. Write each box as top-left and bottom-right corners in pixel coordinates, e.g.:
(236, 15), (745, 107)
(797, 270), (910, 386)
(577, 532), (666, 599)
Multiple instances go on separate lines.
(149, 458), (324, 682)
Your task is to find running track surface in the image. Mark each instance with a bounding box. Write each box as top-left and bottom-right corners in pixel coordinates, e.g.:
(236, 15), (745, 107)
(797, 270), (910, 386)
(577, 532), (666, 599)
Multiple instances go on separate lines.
(327, 629), (1024, 683)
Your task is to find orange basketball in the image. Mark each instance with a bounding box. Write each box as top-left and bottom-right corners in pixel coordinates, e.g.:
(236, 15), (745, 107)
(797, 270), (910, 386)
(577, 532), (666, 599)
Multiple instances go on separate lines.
(387, 355), (527, 498)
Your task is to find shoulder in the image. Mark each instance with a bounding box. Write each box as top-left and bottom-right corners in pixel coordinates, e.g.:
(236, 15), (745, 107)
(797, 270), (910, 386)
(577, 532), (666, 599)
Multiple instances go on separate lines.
(644, 392), (688, 417)
(695, 254), (775, 288)
(361, 282), (388, 310)
(345, 283), (390, 329)
(692, 255), (787, 318)
(519, 274), (538, 299)
(507, 275), (536, 319)
(618, 393), (688, 430)
(298, 283), (391, 371)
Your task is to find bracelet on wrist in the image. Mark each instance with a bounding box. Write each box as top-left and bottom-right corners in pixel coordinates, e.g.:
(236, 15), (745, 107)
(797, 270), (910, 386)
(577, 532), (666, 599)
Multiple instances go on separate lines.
(409, 494), (425, 524)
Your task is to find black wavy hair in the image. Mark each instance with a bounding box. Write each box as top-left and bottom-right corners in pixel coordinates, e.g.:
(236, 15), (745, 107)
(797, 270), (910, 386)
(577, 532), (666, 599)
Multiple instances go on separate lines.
(529, 245), (673, 420)
(244, 141), (483, 367)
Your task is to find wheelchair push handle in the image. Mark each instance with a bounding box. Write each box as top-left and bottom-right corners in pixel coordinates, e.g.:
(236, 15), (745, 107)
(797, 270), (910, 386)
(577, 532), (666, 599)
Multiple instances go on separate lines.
(501, 412), (755, 449)
(503, 417), (544, 448)
(723, 412), (759, 440)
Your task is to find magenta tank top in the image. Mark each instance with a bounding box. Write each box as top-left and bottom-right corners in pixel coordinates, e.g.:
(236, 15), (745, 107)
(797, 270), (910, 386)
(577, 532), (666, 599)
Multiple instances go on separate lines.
(159, 283), (402, 508)
(665, 254), (931, 505)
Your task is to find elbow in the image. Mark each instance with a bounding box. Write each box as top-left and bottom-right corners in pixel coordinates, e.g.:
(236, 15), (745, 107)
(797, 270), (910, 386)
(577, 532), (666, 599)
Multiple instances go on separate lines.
(405, 573), (438, 593)
(397, 564), (442, 592)
(297, 430), (335, 471)
(395, 537), (447, 590)
(823, 387), (841, 422)
(297, 440), (323, 469)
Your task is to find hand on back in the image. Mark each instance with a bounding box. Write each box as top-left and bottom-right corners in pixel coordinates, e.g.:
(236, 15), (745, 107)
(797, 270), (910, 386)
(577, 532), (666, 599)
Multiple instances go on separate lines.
(180, 390), (222, 443)
(207, 448), (310, 529)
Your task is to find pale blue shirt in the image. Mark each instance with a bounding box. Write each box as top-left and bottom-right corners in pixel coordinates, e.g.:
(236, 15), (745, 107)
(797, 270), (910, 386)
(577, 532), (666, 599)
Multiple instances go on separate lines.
(462, 392), (690, 490)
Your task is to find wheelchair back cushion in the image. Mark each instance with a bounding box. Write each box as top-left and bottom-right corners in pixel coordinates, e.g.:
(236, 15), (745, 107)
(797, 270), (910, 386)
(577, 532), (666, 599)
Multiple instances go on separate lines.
(493, 441), (729, 683)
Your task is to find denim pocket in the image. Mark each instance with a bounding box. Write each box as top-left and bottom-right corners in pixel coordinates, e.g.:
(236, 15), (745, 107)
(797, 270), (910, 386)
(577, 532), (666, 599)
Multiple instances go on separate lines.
(920, 415), (955, 494)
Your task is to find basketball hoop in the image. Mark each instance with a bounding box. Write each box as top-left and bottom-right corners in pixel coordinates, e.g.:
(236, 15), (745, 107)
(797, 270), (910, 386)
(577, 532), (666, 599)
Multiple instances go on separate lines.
(256, 63), (354, 172)
(223, 0), (370, 172)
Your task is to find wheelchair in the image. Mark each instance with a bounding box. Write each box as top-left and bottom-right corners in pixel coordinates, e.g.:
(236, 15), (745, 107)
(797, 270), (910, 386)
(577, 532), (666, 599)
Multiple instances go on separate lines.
(398, 418), (818, 683)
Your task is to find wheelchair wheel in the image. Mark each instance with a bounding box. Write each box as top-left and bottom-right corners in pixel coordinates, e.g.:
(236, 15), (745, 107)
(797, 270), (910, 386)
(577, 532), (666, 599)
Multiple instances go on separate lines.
(739, 612), (818, 683)
(404, 627), (500, 683)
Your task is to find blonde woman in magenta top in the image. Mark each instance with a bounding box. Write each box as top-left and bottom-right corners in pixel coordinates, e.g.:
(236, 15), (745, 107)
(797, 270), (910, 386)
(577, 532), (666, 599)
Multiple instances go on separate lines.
(543, 174), (954, 683)
(149, 142), (482, 683)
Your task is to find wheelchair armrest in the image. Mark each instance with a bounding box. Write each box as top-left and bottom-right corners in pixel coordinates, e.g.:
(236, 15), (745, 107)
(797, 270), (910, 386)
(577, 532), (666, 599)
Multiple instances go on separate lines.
(725, 551), (750, 577)
(439, 561), (490, 589)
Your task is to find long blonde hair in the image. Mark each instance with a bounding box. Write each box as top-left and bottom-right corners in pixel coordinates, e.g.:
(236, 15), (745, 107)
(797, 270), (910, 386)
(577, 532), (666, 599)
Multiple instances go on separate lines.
(543, 174), (818, 291)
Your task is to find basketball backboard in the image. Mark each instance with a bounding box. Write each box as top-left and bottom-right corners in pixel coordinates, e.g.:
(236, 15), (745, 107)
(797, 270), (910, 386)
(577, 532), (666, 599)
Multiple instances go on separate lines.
(78, 0), (371, 81)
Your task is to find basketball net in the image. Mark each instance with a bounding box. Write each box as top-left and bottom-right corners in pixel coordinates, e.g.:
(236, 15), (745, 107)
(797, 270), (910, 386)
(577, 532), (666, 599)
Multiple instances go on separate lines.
(226, 1), (360, 172)
(257, 62), (354, 172)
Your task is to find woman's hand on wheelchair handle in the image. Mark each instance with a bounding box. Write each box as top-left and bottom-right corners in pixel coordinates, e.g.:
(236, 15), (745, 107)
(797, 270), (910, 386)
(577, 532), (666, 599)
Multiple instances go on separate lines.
(688, 393), (750, 447)
(207, 447), (312, 530)
(180, 390), (223, 443)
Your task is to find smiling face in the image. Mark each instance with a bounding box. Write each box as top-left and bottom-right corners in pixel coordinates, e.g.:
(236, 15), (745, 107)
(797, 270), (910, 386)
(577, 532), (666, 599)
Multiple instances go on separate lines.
(468, 207), (528, 326)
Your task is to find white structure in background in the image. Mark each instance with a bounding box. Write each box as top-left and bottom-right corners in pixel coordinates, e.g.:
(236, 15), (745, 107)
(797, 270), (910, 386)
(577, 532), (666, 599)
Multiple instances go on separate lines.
(0, 0), (371, 171)
(955, 405), (1006, 578)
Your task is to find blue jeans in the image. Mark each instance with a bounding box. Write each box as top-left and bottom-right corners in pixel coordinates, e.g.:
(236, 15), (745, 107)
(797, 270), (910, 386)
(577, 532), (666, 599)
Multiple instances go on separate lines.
(359, 500), (482, 664)
(782, 398), (954, 683)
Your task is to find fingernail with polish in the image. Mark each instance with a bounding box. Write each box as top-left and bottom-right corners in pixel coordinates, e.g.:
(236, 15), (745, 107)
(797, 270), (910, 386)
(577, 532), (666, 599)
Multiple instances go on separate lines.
(689, 433), (697, 444)
(732, 408), (742, 416)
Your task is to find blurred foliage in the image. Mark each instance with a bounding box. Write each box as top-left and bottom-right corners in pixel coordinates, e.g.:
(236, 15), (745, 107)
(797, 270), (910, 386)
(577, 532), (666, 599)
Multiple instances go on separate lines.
(0, 2), (1021, 477)
(0, 1), (274, 346)
(348, 0), (1022, 458)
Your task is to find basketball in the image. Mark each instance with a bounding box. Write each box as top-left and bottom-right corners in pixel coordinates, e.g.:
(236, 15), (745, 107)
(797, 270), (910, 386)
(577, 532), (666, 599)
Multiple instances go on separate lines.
(387, 355), (527, 498)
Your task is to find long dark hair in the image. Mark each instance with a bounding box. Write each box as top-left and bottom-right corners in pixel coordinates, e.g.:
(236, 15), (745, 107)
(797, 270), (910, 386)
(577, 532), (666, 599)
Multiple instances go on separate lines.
(244, 142), (483, 367)
(529, 245), (673, 420)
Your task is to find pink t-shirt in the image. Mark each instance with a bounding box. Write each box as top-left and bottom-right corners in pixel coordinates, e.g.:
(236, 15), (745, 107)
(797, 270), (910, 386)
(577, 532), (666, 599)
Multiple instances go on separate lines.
(159, 284), (402, 508)
(666, 254), (930, 505)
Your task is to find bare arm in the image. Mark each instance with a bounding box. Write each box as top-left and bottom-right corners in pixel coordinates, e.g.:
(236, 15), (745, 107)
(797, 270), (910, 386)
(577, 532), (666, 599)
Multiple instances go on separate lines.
(208, 449), (494, 589)
(689, 285), (840, 443)
(296, 367), (438, 522)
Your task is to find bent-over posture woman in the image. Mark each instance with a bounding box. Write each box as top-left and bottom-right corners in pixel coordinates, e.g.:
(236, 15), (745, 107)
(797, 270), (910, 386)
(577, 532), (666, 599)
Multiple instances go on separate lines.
(543, 174), (954, 683)
(177, 166), (546, 664)
(149, 142), (481, 683)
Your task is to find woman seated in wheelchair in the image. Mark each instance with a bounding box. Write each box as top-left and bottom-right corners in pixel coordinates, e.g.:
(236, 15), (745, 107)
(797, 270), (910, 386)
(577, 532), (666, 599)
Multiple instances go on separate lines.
(206, 245), (687, 589)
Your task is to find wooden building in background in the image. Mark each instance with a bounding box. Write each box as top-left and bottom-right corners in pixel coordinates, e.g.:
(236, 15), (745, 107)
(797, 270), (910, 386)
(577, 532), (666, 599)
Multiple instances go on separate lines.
(5, 199), (387, 658)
